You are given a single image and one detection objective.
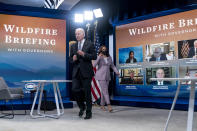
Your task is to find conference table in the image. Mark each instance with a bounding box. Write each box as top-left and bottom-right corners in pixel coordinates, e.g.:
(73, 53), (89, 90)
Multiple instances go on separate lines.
(22, 80), (72, 119)
(150, 78), (197, 131)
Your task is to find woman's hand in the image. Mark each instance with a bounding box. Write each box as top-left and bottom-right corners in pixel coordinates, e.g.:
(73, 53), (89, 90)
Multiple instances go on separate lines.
(116, 72), (120, 77)
(99, 53), (103, 57)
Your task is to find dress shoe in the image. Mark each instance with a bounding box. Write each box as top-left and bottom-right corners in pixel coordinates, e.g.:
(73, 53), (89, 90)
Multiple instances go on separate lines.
(84, 113), (92, 119)
(100, 106), (106, 111)
(78, 109), (85, 117)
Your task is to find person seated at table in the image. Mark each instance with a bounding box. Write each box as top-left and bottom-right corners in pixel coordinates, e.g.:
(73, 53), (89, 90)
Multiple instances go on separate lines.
(150, 68), (171, 85)
(120, 71), (136, 84)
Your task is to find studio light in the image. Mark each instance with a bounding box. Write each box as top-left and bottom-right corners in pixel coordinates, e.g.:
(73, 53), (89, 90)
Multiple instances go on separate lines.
(74, 14), (84, 23)
(84, 11), (93, 21)
(93, 8), (103, 18)
(74, 8), (103, 23)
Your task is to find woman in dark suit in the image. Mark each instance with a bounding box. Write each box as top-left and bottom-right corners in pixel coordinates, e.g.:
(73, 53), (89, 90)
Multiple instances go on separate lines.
(93, 45), (119, 112)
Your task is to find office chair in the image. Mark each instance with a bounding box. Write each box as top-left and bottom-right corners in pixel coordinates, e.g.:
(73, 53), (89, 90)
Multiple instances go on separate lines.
(0, 77), (26, 118)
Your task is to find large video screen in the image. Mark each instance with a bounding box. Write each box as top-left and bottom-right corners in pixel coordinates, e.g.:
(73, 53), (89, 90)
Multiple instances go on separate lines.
(0, 14), (66, 97)
(115, 9), (197, 97)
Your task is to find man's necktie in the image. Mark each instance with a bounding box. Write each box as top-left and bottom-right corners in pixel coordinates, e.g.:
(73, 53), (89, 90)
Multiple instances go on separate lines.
(78, 42), (81, 50)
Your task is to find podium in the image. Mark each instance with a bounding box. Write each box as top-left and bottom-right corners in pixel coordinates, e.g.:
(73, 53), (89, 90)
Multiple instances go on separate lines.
(150, 78), (197, 131)
(23, 80), (72, 119)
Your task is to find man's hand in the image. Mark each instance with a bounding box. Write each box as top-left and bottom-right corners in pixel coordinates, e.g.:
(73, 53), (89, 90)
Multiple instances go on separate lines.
(73, 55), (77, 61)
(77, 50), (85, 56)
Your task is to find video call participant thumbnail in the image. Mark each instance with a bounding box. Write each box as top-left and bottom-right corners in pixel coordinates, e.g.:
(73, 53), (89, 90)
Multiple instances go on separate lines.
(190, 40), (197, 59)
(150, 68), (171, 85)
(126, 51), (137, 63)
(120, 70), (136, 84)
(179, 39), (197, 59)
(149, 47), (167, 62)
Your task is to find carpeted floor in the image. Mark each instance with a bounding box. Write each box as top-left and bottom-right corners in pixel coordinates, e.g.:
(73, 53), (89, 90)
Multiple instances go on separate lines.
(0, 105), (196, 131)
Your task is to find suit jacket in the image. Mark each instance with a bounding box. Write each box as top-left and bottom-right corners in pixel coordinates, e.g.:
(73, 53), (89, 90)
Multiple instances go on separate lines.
(150, 80), (171, 85)
(188, 47), (196, 58)
(149, 54), (167, 61)
(93, 56), (118, 81)
(120, 78), (135, 84)
(69, 40), (97, 78)
(126, 58), (137, 63)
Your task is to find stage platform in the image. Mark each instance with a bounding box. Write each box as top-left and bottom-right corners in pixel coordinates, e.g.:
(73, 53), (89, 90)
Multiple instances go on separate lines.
(111, 96), (197, 111)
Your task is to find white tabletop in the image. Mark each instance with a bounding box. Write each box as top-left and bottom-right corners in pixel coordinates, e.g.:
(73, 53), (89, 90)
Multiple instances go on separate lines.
(22, 80), (72, 83)
(150, 78), (197, 81)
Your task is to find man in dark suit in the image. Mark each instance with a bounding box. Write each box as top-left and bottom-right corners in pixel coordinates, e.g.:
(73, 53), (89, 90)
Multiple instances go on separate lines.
(126, 51), (137, 63)
(149, 47), (167, 61)
(188, 40), (197, 58)
(69, 28), (97, 119)
(126, 71), (135, 84)
(150, 68), (171, 85)
(150, 80), (171, 85)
